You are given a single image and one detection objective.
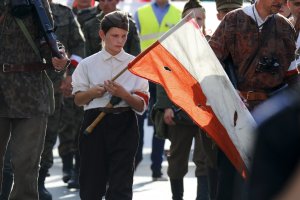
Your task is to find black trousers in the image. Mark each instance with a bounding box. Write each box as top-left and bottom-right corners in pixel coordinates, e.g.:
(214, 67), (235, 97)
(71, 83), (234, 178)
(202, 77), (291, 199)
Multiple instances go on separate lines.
(79, 109), (139, 200)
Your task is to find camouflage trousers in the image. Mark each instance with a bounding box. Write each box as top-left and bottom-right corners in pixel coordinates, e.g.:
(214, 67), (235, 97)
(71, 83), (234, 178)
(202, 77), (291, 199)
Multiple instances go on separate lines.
(57, 97), (83, 157)
(0, 116), (47, 200)
(40, 95), (83, 170)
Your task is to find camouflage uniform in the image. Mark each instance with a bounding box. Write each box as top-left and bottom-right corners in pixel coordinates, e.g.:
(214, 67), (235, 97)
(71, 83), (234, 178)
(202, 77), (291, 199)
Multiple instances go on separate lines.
(82, 10), (141, 56)
(210, 9), (296, 110)
(73, 6), (101, 27)
(40, 2), (85, 174)
(0, 0), (57, 199)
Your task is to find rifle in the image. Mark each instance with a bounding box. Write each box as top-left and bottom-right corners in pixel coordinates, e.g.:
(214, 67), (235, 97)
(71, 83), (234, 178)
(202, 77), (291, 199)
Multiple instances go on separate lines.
(11, 0), (63, 58)
(31, 0), (63, 58)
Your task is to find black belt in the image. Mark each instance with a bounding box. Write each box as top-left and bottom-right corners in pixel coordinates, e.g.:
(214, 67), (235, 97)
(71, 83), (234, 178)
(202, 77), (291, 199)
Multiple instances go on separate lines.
(96, 107), (131, 114)
(1, 62), (52, 73)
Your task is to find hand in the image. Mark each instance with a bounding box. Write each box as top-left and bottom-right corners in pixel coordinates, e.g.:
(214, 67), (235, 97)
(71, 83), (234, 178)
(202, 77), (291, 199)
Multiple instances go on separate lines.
(60, 75), (73, 97)
(104, 80), (129, 98)
(89, 85), (106, 99)
(164, 108), (176, 126)
(237, 90), (249, 108)
(52, 50), (69, 71)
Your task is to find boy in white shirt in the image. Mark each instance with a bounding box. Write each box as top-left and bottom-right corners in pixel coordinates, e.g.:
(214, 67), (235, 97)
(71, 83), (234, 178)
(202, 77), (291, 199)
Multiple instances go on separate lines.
(72, 11), (149, 200)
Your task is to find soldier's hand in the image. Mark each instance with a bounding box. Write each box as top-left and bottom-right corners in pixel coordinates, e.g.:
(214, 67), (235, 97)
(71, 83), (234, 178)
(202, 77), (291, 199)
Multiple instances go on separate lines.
(164, 108), (176, 126)
(52, 54), (69, 71)
(60, 75), (73, 97)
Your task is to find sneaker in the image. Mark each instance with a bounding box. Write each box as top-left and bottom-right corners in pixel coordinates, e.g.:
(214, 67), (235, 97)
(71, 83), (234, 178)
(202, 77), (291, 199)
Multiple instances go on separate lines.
(152, 176), (168, 181)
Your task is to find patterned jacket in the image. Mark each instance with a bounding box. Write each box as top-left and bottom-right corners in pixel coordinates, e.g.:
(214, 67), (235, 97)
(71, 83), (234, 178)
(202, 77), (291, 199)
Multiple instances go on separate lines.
(209, 8), (296, 92)
(82, 10), (141, 57)
(0, 0), (57, 117)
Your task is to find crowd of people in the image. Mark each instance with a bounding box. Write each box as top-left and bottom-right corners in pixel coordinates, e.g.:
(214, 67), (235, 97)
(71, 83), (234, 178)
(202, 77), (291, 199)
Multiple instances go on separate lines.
(0, 0), (300, 199)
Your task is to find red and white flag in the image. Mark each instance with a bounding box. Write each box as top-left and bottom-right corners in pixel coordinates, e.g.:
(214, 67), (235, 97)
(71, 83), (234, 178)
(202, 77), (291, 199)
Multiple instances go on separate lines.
(128, 12), (257, 177)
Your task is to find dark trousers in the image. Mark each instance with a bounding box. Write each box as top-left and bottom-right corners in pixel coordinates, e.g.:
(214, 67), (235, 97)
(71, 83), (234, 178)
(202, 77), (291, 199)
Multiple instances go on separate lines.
(216, 150), (245, 200)
(135, 112), (146, 168)
(150, 129), (165, 177)
(79, 109), (139, 200)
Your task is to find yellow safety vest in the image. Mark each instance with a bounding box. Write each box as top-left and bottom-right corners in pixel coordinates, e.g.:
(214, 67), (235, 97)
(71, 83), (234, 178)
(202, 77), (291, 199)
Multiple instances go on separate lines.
(137, 4), (181, 51)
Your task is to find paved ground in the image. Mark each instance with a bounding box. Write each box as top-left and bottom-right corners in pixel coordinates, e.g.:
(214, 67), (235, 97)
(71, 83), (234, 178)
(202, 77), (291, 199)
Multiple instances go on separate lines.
(47, 120), (198, 200)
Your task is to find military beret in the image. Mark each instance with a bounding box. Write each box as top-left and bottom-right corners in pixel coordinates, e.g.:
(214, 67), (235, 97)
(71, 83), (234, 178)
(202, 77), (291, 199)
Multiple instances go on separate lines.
(216, 0), (243, 11)
(100, 11), (129, 32)
(182, 0), (203, 15)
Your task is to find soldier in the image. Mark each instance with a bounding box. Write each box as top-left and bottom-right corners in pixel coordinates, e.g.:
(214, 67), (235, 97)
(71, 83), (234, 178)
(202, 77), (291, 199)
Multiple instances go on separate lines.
(209, 0), (298, 199)
(152, 1), (211, 199)
(0, 0), (69, 199)
(82, 0), (140, 57)
(0, 1), (85, 199)
(72, 0), (101, 27)
(134, 0), (182, 181)
(40, 0), (85, 198)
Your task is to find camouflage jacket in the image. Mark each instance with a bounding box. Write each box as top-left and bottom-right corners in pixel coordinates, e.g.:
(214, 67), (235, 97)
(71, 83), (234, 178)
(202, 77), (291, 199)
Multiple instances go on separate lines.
(0, 0), (56, 118)
(209, 9), (296, 92)
(82, 10), (141, 57)
(73, 6), (101, 27)
(48, 3), (85, 96)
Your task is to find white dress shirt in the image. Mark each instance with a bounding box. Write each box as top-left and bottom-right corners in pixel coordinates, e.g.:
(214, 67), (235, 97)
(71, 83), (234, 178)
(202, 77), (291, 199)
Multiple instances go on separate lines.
(72, 49), (149, 114)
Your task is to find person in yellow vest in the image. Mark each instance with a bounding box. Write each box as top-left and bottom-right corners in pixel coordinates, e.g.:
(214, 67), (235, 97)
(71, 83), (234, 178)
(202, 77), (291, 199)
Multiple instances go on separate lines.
(134, 0), (181, 181)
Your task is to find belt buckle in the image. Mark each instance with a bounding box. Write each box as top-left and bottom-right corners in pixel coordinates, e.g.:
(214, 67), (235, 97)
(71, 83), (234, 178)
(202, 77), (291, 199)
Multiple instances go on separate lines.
(2, 63), (10, 73)
(246, 91), (254, 100)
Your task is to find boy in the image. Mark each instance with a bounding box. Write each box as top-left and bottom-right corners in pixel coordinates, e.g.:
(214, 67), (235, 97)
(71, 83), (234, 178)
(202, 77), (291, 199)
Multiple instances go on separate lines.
(72, 11), (149, 200)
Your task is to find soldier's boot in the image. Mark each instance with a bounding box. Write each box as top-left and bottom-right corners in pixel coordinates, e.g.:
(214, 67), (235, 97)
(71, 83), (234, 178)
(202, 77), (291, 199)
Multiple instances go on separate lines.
(170, 179), (184, 200)
(61, 153), (73, 183)
(196, 175), (209, 200)
(67, 151), (80, 189)
(0, 171), (13, 200)
(38, 168), (52, 200)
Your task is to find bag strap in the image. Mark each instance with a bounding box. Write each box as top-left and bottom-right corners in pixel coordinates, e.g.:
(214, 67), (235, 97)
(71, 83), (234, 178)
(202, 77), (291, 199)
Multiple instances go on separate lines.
(14, 17), (42, 60)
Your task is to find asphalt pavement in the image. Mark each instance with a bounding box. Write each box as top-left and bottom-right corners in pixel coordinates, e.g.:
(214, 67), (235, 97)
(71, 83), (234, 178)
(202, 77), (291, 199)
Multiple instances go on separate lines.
(47, 120), (198, 200)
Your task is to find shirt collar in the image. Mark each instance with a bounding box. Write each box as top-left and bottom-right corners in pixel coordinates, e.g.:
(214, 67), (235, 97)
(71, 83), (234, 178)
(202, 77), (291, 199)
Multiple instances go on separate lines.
(243, 4), (271, 28)
(101, 48), (128, 62)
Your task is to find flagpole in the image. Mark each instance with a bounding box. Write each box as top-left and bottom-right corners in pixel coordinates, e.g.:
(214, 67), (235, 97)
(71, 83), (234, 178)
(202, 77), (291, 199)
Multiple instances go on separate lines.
(83, 66), (129, 135)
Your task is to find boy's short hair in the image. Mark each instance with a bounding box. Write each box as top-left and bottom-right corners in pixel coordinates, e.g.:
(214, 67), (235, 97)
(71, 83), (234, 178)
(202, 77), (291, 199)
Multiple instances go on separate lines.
(100, 11), (129, 34)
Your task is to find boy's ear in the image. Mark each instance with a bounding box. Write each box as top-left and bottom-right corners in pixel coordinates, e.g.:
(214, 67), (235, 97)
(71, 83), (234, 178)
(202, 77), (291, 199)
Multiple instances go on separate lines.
(99, 30), (105, 40)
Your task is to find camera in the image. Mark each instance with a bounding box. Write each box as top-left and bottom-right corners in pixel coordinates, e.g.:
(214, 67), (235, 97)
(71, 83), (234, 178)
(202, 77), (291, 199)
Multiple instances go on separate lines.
(256, 56), (280, 74)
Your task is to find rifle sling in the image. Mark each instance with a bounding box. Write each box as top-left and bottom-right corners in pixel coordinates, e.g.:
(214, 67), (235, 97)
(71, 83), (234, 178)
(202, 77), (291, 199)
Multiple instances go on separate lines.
(14, 17), (42, 60)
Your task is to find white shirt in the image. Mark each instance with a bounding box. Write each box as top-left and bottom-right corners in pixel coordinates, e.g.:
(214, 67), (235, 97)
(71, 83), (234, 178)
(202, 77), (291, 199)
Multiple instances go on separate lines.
(244, 4), (298, 71)
(243, 4), (269, 28)
(72, 49), (149, 114)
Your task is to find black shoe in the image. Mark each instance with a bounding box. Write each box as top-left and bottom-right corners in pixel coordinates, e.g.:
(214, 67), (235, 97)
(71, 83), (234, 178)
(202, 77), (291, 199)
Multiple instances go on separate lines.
(67, 170), (80, 189)
(61, 153), (74, 183)
(62, 170), (72, 183)
(152, 171), (168, 181)
(38, 168), (52, 200)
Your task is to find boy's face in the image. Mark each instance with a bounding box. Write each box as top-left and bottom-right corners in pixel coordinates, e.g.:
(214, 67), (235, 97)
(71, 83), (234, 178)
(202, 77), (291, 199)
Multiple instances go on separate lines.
(99, 27), (128, 55)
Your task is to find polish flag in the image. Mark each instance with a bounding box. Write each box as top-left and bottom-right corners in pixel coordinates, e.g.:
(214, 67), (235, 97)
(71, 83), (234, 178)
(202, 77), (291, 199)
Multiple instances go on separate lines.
(128, 12), (257, 177)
